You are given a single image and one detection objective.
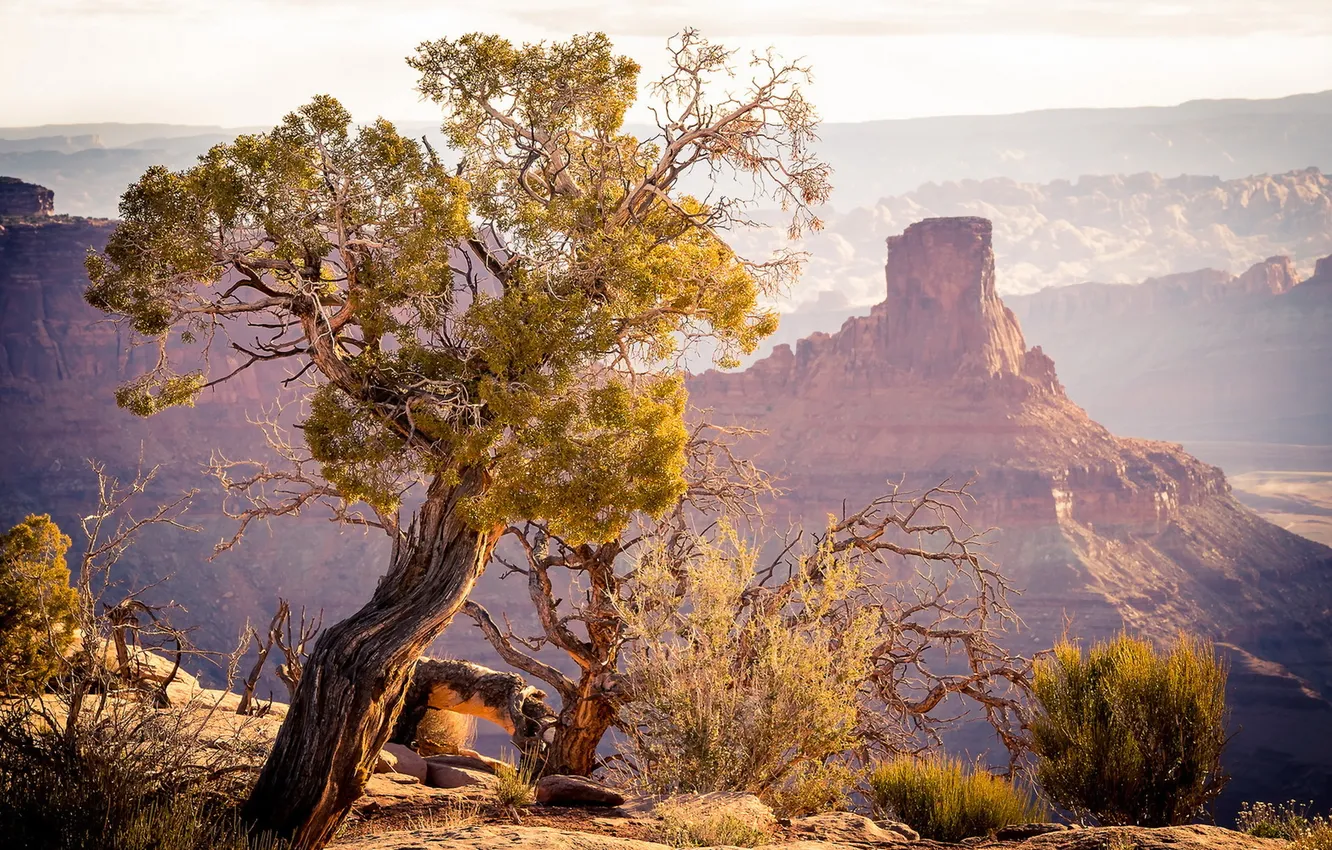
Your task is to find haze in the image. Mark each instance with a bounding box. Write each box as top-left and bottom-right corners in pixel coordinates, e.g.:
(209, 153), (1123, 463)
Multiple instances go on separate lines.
(3, 0), (1331, 127)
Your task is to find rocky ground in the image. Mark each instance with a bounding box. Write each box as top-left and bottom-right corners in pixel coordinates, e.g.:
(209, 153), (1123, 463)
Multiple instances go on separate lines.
(333, 772), (1285, 849)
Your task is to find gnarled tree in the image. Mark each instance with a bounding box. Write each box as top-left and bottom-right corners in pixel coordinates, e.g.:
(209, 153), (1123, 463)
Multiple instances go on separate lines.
(458, 420), (772, 776)
(85, 29), (829, 849)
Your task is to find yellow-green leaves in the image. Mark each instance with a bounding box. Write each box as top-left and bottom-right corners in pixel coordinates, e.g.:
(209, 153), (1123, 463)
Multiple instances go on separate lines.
(477, 375), (688, 543)
(113, 372), (206, 417)
(1, 515), (78, 695)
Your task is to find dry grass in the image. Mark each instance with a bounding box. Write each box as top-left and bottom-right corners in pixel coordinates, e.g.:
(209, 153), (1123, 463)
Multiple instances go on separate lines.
(864, 756), (1046, 842)
(493, 752), (537, 808)
(653, 800), (774, 848)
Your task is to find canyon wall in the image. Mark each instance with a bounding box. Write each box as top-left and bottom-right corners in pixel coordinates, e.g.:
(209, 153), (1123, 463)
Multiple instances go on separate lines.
(690, 216), (1332, 814)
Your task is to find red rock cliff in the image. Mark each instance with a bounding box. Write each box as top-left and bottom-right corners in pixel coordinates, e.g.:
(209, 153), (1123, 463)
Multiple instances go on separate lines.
(688, 217), (1332, 811)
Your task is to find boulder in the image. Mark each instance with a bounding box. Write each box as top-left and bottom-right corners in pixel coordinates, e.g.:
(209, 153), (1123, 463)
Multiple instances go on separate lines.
(1024, 825), (1286, 849)
(535, 775), (625, 808)
(994, 822), (1071, 840)
(331, 824), (672, 850)
(426, 761), (495, 790)
(425, 753), (499, 775)
(788, 812), (907, 845)
(377, 743), (428, 782)
(622, 791), (776, 833)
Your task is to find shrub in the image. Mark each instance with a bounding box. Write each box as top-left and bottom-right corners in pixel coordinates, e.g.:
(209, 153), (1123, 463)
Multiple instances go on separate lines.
(654, 801), (774, 848)
(493, 751), (537, 808)
(765, 760), (858, 818)
(864, 756), (1046, 841)
(617, 528), (878, 796)
(1, 515), (79, 694)
(1238, 801), (1332, 845)
(0, 695), (280, 850)
(1030, 632), (1229, 826)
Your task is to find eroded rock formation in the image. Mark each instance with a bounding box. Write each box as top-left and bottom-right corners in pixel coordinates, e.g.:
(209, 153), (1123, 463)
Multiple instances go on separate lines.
(689, 216), (1332, 813)
(0, 177), (54, 218)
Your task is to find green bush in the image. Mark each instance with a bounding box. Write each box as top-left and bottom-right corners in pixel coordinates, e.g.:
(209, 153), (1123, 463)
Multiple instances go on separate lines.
(864, 756), (1046, 841)
(1030, 632), (1229, 826)
(1, 515), (79, 694)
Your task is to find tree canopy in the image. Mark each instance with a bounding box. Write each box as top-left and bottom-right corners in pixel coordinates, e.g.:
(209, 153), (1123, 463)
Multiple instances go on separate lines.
(86, 29), (830, 544)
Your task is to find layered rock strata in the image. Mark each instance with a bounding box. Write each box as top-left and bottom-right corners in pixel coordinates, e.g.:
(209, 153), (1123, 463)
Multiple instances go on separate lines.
(689, 217), (1332, 813)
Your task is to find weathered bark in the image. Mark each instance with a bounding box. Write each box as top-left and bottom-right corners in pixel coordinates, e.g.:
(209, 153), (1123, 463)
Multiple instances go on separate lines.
(242, 469), (499, 850)
(391, 657), (556, 753)
(544, 675), (620, 776)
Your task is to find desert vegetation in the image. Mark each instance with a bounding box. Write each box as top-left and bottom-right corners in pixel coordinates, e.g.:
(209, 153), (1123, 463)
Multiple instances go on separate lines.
(1029, 632), (1230, 826)
(0, 23), (1289, 850)
(864, 756), (1046, 842)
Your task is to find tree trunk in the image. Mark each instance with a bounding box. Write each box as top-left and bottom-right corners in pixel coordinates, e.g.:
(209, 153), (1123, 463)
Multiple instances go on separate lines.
(545, 673), (620, 777)
(242, 469), (499, 850)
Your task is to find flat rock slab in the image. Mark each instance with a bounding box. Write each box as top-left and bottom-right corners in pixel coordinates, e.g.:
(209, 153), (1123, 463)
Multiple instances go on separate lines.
(622, 791), (776, 832)
(426, 762), (495, 789)
(788, 812), (909, 845)
(332, 824), (673, 850)
(536, 775), (626, 807)
(1022, 825), (1287, 850)
(379, 743), (428, 782)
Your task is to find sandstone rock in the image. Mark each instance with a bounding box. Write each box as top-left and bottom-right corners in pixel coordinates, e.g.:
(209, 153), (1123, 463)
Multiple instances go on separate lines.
(788, 812), (907, 844)
(622, 791), (776, 833)
(993, 822), (1070, 840)
(535, 774), (625, 807)
(425, 753), (499, 774)
(330, 824), (672, 850)
(1023, 824), (1284, 849)
(426, 761), (495, 789)
(688, 215), (1332, 813)
(0, 177), (54, 217)
(379, 743), (428, 782)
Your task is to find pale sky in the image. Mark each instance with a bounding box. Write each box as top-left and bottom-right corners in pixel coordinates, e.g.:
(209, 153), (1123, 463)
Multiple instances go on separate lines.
(2, 0), (1330, 128)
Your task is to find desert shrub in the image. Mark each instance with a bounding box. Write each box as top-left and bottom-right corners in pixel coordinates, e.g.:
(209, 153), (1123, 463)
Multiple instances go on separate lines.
(864, 756), (1046, 841)
(1, 515), (79, 694)
(493, 751), (537, 808)
(618, 527), (879, 795)
(1030, 632), (1229, 826)
(1238, 801), (1332, 845)
(416, 707), (477, 757)
(0, 696), (280, 850)
(654, 800), (774, 848)
(765, 760), (858, 818)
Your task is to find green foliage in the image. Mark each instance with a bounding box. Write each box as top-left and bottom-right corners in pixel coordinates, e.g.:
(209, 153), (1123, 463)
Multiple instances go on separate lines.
(85, 31), (822, 544)
(617, 528), (878, 795)
(1238, 801), (1331, 842)
(1, 515), (78, 694)
(1030, 632), (1229, 826)
(864, 756), (1047, 842)
(0, 702), (283, 850)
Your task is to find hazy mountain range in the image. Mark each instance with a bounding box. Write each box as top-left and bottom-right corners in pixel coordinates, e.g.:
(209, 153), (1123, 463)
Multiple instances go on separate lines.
(4, 88), (1331, 217)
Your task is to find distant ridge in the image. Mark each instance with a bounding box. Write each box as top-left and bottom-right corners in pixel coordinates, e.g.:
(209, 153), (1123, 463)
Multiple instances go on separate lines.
(4, 89), (1331, 215)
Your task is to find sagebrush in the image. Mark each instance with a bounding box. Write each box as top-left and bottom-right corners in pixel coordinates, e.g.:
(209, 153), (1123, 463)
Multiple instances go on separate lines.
(1030, 632), (1229, 826)
(864, 756), (1046, 841)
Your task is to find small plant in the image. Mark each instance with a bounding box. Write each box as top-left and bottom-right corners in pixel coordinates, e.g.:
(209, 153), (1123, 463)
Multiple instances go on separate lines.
(1030, 632), (1229, 826)
(654, 801), (774, 848)
(493, 750), (537, 808)
(765, 760), (857, 818)
(864, 756), (1047, 842)
(1238, 801), (1332, 845)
